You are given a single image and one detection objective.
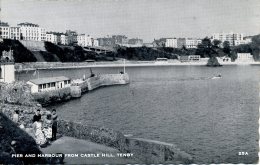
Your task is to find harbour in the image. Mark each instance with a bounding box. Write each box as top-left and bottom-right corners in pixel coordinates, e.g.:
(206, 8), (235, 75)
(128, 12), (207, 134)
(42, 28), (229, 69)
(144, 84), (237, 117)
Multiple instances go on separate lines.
(17, 65), (260, 163)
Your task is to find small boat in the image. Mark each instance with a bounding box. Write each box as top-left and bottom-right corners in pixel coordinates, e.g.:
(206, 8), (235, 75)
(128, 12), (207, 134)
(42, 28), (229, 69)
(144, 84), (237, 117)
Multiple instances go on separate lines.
(211, 74), (222, 79)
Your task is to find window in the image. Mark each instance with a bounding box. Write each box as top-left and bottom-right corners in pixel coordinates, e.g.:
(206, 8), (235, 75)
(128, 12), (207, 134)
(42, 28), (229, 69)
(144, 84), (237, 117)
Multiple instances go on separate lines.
(39, 84), (43, 89)
(51, 82), (55, 87)
(43, 84), (46, 89)
(64, 80), (67, 85)
(47, 83), (50, 88)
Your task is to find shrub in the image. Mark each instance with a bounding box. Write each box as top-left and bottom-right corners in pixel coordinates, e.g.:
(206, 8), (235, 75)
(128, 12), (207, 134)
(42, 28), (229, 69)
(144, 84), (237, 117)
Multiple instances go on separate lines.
(32, 87), (71, 105)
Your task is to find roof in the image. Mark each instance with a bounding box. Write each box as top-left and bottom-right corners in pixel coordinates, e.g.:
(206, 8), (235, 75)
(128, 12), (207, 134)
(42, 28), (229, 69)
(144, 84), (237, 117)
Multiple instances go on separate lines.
(17, 22), (39, 27)
(28, 76), (70, 85)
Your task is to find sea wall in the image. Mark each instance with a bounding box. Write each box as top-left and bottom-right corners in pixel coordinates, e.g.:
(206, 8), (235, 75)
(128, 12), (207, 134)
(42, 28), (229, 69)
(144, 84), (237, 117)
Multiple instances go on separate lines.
(87, 74), (129, 91)
(57, 120), (193, 164)
(30, 74), (129, 106)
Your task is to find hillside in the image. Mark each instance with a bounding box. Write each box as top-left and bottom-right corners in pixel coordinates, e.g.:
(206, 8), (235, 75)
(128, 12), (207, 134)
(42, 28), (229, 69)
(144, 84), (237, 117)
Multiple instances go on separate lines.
(0, 39), (37, 62)
(0, 112), (48, 164)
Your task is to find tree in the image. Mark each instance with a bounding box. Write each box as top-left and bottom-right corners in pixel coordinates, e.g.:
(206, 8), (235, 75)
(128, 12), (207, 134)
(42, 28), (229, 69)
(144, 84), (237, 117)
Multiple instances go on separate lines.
(212, 39), (221, 48)
(196, 37), (216, 58)
(223, 41), (231, 55)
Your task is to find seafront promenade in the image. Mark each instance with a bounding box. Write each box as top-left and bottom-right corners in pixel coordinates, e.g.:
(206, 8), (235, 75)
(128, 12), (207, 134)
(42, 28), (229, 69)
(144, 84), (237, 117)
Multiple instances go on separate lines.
(15, 61), (260, 71)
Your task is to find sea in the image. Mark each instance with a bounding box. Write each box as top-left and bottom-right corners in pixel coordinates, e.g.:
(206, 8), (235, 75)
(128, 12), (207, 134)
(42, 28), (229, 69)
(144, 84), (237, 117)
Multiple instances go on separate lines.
(17, 65), (260, 163)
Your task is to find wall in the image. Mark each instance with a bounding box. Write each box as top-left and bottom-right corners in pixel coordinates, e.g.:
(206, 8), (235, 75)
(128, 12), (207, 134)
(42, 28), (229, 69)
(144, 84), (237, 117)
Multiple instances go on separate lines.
(86, 74), (129, 90)
(57, 120), (193, 164)
(0, 64), (15, 83)
(20, 40), (46, 51)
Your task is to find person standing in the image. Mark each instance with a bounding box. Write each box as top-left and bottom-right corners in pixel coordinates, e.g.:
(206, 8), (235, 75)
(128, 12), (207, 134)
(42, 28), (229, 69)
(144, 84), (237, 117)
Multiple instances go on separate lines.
(12, 110), (19, 124)
(33, 109), (41, 123)
(51, 109), (58, 141)
(43, 114), (52, 144)
(32, 118), (46, 147)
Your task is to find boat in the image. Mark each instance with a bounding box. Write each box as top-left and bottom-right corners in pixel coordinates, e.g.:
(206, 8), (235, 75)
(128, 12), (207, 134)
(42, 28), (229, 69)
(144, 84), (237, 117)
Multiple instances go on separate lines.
(155, 58), (168, 64)
(211, 74), (222, 79)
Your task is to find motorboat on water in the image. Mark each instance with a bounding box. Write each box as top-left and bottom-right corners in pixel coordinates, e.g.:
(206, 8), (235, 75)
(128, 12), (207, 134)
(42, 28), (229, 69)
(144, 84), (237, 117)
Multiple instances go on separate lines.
(211, 74), (222, 79)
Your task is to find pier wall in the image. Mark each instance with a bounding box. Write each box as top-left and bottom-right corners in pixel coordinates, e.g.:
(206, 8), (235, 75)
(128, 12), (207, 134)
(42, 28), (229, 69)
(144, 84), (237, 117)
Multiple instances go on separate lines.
(87, 74), (129, 90)
(30, 74), (129, 106)
(57, 120), (193, 164)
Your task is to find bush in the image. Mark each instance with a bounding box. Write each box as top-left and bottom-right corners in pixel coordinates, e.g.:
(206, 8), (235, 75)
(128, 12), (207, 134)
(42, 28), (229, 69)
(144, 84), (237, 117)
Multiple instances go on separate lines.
(32, 87), (71, 106)
(0, 82), (34, 106)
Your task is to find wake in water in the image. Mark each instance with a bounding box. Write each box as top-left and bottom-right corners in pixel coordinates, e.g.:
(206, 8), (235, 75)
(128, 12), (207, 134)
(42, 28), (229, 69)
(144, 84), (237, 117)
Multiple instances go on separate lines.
(133, 76), (222, 83)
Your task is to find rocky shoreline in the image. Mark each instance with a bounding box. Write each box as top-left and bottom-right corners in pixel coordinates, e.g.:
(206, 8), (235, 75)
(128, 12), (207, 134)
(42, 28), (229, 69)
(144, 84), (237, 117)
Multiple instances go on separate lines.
(0, 79), (193, 164)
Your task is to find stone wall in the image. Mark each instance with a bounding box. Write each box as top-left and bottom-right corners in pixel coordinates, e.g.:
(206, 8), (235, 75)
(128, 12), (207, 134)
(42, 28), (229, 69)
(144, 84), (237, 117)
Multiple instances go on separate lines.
(57, 120), (193, 164)
(99, 74), (130, 86)
(87, 73), (129, 90)
(20, 40), (46, 51)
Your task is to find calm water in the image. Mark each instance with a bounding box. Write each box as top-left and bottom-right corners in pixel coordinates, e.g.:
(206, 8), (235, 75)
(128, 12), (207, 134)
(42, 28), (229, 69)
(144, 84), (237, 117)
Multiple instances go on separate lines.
(17, 65), (260, 163)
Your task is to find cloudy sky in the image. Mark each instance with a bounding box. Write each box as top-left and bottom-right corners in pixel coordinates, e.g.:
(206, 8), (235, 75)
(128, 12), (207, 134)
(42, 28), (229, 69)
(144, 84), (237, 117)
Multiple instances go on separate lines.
(1, 0), (260, 42)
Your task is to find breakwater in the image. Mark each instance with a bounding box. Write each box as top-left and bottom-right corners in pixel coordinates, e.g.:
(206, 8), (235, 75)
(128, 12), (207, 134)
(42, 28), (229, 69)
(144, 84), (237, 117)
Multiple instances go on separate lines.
(57, 120), (193, 164)
(32, 73), (129, 106)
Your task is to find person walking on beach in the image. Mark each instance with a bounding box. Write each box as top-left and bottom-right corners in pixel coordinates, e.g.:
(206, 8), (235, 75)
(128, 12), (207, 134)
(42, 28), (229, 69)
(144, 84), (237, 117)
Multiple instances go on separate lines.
(33, 109), (41, 123)
(51, 109), (58, 141)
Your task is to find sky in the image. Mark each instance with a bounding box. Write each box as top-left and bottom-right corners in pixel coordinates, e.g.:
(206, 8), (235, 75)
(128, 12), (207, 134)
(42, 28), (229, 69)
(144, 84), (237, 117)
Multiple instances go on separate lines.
(0, 0), (260, 42)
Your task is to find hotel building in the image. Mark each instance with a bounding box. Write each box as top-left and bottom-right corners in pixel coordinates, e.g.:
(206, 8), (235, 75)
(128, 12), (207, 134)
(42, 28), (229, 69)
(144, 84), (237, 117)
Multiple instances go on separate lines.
(77, 34), (99, 47)
(212, 32), (243, 46)
(0, 22), (21, 40)
(165, 38), (178, 48)
(18, 22), (46, 41)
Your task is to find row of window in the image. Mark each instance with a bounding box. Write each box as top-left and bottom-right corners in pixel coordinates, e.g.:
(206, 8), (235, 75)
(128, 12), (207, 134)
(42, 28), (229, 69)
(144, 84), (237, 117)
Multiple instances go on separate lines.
(39, 82), (56, 89)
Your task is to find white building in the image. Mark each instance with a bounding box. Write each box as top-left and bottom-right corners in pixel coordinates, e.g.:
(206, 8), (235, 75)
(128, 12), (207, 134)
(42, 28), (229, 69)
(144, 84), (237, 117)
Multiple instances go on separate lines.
(0, 50), (15, 83)
(27, 76), (71, 93)
(77, 34), (99, 47)
(236, 53), (253, 62)
(188, 55), (201, 61)
(18, 22), (46, 41)
(9, 27), (21, 40)
(46, 33), (61, 44)
(165, 38), (178, 48)
(0, 22), (10, 39)
(185, 39), (202, 48)
(61, 34), (68, 45)
(0, 22), (21, 40)
(212, 32), (243, 46)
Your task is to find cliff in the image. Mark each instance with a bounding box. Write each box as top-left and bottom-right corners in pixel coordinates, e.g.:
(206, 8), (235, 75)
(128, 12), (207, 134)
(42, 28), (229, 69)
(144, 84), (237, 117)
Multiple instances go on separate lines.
(0, 112), (48, 164)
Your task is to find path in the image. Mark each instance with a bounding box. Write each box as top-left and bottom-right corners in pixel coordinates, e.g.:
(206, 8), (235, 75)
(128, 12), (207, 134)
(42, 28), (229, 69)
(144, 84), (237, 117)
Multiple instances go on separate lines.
(40, 136), (136, 164)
